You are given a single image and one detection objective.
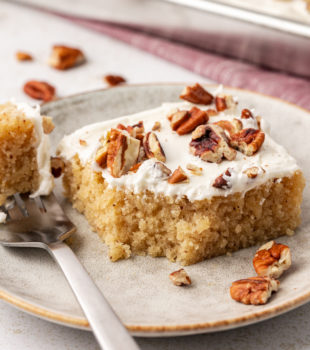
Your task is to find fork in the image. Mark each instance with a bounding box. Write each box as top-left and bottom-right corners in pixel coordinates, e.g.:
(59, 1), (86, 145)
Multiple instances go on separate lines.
(0, 192), (139, 350)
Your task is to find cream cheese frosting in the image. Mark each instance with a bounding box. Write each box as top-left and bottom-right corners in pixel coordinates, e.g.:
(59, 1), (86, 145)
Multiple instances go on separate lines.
(58, 93), (300, 202)
(15, 102), (54, 197)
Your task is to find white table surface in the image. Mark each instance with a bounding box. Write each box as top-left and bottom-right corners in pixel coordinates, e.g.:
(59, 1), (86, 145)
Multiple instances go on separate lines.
(1, 2), (310, 349)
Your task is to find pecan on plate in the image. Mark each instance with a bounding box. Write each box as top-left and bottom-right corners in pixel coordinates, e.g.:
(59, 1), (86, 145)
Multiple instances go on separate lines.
(253, 241), (291, 279)
(213, 168), (232, 189)
(180, 83), (213, 105)
(104, 74), (126, 87)
(23, 80), (56, 102)
(48, 45), (85, 70)
(215, 94), (236, 112)
(230, 128), (265, 156)
(213, 119), (242, 138)
(107, 129), (140, 177)
(51, 157), (65, 178)
(230, 276), (279, 305)
(168, 166), (188, 184)
(143, 132), (166, 162)
(16, 51), (33, 61)
(168, 107), (208, 135)
(169, 269), (191, 286)
(190, 124), (236, 163)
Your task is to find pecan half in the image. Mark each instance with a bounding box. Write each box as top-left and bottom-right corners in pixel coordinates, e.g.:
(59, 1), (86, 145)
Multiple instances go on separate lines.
(143, 132), (166, 162)
(213, 119), (242, 138)
(51, 157), (65, 178)
(42, 116), (55, 134)
(48, 45), (85, 70)
(241, 108), (254, 119)
(168, 166), (188, 184)
(230, 276), (279, 305)
(168, 107), (208, 135)
(107, 129), (140, 177)
(190, 124), (236, 163)
(213, 169), (232, 189)
(253, 241), (291, 279)
(215, 94), (236, 112)
(104, 74), (126, 87)
(230, 128), (265, 156)
(23, 81), (56, 102)
(169, 269), (191, 286)
(16, 51), (33, 61)
(180, 83), (213, 105)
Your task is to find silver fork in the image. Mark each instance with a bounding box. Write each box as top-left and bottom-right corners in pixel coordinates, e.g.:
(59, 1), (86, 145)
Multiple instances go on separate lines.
(0, 192), (139, 350)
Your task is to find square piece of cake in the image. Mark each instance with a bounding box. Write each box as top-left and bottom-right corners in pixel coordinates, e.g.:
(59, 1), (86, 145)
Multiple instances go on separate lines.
(0, 101), (54, 206)
(58, 84), (305, 265)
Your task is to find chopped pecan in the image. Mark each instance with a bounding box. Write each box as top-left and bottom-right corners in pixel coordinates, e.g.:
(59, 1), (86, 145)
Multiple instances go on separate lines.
(230, 276), (279, 305)
(168, 107), (208, 135)
(42, 116), (54, 134)
(243, 166), (265, 179)
(206, 109), (218, 117)
(215, 94), (236, 112)
(153, 162), (171, 179)
(16, 51), (33, 61)
(23, 80), (56, 102)
(230, 128), (265, 156)
(143, 132), (166, 162)
(169, 269), (191, 286)
(117, 121), (144, 140)
(213, 169), (232, 189)
(51, 157), (65, 178)
(213, 119), (242, 138)
(104, 74), (126, 87)
(256, 116), (262, 130)
(168, 166), (188, 184)
(79, 139), (87, 146)
(152, 121), (161, 131)
(190, 124), (236, 163)
(129, 162), (142, 173)
(253, 241), (291, 279)
(186, 163), (203, 176)
(107, 129), (140, 177)
(241, 108), (254, 119)
(180, 83), (213, 105)
(48, 45), (85, 70)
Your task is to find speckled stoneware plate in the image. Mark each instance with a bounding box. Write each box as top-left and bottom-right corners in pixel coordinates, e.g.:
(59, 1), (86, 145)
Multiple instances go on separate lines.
(0, 84), (309, 337)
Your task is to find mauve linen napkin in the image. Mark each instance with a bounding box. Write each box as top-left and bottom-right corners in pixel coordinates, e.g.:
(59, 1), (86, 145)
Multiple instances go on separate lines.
(32, 4), (310, 110)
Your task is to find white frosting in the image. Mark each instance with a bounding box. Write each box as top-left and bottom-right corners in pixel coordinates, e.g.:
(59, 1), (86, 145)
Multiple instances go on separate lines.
(15, 102), (54, 197)
(58, 95), (300, 202)
(0, 212), (6, 223)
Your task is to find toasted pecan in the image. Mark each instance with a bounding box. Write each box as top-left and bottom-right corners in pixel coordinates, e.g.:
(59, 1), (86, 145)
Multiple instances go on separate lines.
(180, 83), (213, 105)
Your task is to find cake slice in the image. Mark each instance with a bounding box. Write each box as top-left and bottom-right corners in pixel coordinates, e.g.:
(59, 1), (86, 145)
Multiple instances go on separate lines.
(0, 101), (54, 207)
(57, 84), (305, 265)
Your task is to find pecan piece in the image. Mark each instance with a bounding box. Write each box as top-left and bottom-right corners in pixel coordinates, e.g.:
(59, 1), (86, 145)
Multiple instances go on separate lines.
(215, 94), (236, 112)
(213, 169), (232, 189)
(107, 129), (140, 177)
(42, 116), (55, 134)
(23, 80), (56, 102)
(253, 241), (291, 279)
(104, 74), (126, 87)
(243, 166), (265, 179)
(95, 138), (109, 169)
(230, 276), (279, 305)
(129, 162), (142, 173)
(190, 124), (236, 163)
(153, 162), (172, 179)
(169, 269), (191, 286)
(16, 51), (33, 61)
(143, 132), (166, 162)
(213, 119), (242, 138)
(168, 166), (188, 184)
(152, 121), (161, 131)
(51, 157), (65, 178)
(230, 128), (265, 156)
(241, 108), (254, 119)
(168, 107), (208, 135)
(186, 163), (203, 176)
(180, 83), (213, 105)
(48, 45), (85, 70)
(117, 121), (144, 140)
(206, 108), (218, 117)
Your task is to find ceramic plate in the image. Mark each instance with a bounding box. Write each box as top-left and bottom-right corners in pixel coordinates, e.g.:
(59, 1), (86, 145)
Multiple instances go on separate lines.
(0, 84), (309, 337)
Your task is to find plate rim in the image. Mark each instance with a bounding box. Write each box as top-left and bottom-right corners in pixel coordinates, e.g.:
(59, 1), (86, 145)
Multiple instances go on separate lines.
(2, 83), (309, 336)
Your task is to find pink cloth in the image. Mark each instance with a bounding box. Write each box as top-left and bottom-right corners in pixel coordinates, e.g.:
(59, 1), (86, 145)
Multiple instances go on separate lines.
(34, 4), (310, 111)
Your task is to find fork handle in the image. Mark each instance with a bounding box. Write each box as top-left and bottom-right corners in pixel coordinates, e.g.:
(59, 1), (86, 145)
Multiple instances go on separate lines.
(47, 242), (140, 350)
